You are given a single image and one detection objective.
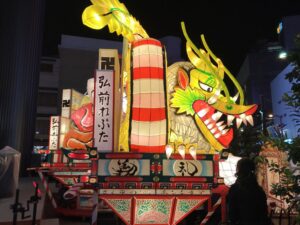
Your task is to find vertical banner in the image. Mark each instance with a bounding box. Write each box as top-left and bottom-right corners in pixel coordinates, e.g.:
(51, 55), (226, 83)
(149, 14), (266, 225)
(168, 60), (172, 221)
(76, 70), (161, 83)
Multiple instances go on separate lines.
(49, 116), (60, 150)
(99, 49), (120, 151)
(61, 89), (72, 118)
(49, 116), (67, 165)
(94, 70), (114, 152)
(61, 89), (84, 118)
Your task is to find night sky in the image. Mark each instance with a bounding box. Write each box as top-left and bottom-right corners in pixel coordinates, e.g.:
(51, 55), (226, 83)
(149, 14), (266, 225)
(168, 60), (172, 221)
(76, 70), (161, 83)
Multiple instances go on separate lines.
(43, 0), (300, 74)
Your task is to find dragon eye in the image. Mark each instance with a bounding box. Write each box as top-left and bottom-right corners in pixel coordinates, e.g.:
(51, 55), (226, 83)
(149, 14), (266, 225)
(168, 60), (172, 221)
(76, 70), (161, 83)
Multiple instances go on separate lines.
(199, 82), (213, 92)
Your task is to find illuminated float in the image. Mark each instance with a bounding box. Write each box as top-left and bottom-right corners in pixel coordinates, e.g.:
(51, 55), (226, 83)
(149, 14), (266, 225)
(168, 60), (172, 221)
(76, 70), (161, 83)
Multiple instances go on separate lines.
(35, 0), (258, 224)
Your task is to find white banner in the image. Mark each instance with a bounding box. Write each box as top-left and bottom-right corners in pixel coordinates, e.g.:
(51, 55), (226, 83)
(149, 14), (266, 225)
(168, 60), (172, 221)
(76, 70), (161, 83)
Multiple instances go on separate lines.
(94, 70), (114, 152)
(49, 116), (60, 150)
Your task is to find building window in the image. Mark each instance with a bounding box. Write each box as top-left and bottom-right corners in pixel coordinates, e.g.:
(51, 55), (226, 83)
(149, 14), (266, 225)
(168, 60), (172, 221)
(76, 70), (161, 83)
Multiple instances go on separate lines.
(37, 91), (57, 107)
(35, 117), (50, 136)
(40, 63), (53, 72)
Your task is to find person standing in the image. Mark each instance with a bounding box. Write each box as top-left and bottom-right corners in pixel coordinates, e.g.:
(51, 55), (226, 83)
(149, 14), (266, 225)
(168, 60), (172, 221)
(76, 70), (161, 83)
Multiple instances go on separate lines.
(227, 158), (271, 225)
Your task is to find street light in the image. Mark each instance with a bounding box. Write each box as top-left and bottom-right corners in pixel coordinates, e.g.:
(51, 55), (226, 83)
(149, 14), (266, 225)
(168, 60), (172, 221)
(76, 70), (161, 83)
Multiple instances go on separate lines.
(267, 113), (285, 126)
(278, 51), (287, 59)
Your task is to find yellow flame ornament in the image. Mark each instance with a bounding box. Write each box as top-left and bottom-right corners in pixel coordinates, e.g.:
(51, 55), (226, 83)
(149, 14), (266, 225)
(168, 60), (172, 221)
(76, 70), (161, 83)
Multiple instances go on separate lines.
(82, 0), (148, 41)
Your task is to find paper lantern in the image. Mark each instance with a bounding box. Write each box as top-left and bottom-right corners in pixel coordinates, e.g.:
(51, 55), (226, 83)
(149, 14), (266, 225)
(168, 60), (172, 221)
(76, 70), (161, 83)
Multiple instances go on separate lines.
(130, 39), (167, 153)
(219, 153), (241, 186)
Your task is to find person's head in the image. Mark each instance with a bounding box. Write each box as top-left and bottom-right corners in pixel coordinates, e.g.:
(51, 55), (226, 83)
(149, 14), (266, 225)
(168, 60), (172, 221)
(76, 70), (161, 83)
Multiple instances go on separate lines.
(235, 157), (256, 179)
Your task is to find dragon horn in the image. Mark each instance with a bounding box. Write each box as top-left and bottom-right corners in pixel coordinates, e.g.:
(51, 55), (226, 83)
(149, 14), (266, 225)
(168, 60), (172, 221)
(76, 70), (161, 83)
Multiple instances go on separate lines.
(181, 22), (231, 104)
(201, 35), (245, 105)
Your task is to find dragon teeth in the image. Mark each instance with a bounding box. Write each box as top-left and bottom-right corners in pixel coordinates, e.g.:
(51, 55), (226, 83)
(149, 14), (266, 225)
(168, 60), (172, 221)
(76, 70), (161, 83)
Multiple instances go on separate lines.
(207, 123), (214, 130)
(212, 111), (222, 121)
(204, 119), (211, 125)
(211, 128), (217, 134)
(239, 113), (248, 125)
(218, 124), (227, 131)
(239, 113), (246, 119)
(198, 108), (209, 118)
(216, 121), (224, 126)
(236, 118), (242, 128)
(214, 133), (221, 139)
(227, 115), (234, 126)
(246, 115), (254, 126)
(221, 129), (229, 135)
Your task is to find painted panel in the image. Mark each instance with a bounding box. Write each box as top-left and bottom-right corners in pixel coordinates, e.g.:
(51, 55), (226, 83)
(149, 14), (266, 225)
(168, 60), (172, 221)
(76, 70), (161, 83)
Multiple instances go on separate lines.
(98, 159), (150, 176)
(162, 160), (213, 177)
(99, 189), (156, 195)
(173, 197), (208, 224)
(134, 197), (174, 224)
(104, 198), (132, 225)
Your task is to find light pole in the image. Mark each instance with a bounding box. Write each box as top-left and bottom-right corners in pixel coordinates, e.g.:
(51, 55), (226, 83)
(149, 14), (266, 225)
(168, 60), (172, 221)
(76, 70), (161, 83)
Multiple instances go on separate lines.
(259, 95), (269, 136)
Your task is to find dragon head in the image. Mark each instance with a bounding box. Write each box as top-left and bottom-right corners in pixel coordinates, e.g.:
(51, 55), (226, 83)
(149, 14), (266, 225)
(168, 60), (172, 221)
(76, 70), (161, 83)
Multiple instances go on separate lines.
(170, 23), (257, 151)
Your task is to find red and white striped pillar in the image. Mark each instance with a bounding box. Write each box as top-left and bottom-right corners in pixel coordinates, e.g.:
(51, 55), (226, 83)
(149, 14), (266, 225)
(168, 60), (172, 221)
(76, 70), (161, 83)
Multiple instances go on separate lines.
(130, 38), (167, 153)
(38, 171), (57, 209)
(200, 197), (222, 225)
(90, 190), (98, 225)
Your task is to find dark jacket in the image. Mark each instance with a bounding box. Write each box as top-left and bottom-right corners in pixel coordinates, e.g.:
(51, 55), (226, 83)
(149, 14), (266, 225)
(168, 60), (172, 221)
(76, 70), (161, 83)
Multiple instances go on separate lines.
(227, 177), (270, 225)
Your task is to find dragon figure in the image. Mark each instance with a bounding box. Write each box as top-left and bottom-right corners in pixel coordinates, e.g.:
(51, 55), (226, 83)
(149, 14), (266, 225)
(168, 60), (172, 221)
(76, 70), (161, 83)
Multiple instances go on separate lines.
(168, 24), (257, 152)
(82, 0), (257, 154)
